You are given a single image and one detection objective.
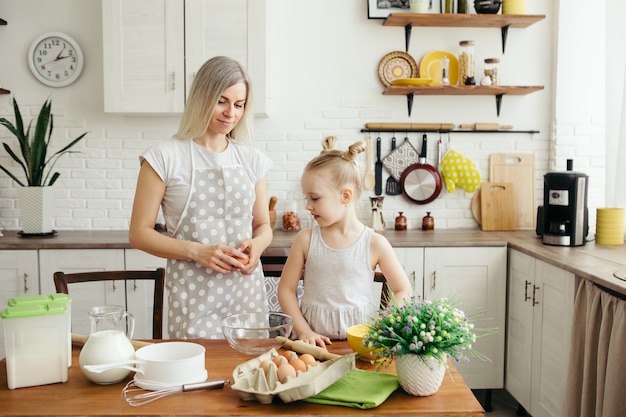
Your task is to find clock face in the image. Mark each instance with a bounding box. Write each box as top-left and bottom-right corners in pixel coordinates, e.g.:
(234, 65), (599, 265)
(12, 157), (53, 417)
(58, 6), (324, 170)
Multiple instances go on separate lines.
(28, 32), (84, 87)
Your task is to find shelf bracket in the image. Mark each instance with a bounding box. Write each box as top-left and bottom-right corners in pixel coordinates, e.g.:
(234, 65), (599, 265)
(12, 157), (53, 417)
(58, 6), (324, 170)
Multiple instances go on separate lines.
(495, 94), (504, 116)
(501, 24), (511, 54)
(404, 24), (412, 52)
(406, 93), (414, 116)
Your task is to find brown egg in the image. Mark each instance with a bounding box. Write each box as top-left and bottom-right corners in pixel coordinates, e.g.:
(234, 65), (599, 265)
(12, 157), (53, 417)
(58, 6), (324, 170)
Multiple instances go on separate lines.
(280, 349), (298, 361)
(277, 363), (297, 383)
(272, 355), (287, 367)
(259, 359), (275, 377)
(299, 353), (317, 367)
(290, 358), (307, 373)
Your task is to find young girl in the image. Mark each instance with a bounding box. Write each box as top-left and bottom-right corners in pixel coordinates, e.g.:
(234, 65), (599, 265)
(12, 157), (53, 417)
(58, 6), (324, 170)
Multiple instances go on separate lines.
(277, 136), (412, 347)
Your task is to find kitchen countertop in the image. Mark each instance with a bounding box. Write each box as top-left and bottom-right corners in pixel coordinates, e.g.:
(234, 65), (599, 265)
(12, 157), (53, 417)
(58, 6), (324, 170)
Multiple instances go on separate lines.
(0, 339), (484, 416)
(1, 228), (624, 295)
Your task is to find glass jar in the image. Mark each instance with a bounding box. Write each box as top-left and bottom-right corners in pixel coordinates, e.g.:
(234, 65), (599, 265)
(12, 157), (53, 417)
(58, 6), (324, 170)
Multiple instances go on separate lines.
(281, 201), (300, 232)
(484, 58), (500, 85)
(458, 40), (475, 85)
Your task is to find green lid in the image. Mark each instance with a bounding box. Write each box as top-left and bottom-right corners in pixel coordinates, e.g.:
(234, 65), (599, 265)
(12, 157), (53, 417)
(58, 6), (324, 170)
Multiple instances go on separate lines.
(8, 293), (72, 307)
(1, 302), (67, 319)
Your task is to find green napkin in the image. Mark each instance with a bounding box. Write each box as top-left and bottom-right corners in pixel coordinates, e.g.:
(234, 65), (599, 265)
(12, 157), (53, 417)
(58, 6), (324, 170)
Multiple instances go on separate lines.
(303, 369), (399, 409)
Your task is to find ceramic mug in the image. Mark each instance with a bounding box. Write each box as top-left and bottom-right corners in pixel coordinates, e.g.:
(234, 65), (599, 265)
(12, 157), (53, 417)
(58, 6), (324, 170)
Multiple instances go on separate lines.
(410, 0), (430, 13)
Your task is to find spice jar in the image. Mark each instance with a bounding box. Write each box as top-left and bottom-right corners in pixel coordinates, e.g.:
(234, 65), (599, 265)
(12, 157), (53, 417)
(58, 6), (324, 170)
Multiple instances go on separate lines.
(281, 201), (300, 232)
(422, 212), (434, 231)
(395, 212), (407, 231)
(484, 58), (500, 85)
(458, 40), (475, 85)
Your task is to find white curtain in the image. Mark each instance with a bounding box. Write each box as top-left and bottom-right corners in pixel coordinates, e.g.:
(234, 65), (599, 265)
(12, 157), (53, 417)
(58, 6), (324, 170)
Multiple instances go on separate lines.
(562, 280), (626, 417)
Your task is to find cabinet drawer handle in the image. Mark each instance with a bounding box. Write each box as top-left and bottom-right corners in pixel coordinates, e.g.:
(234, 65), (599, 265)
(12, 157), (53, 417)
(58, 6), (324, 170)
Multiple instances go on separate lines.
(431, 270), (437, 290)
(532, 285), (539, 306)
(171, 72), (176, 90)
(112, 280), (117, 292)
(133, 280), (138, 292)
(23, 273), (29, 293)
(524, 280), (531, 301)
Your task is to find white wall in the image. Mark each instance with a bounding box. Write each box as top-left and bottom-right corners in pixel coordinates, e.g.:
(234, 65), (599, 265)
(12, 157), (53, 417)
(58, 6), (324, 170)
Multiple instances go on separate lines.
(0, 0), (604, 232)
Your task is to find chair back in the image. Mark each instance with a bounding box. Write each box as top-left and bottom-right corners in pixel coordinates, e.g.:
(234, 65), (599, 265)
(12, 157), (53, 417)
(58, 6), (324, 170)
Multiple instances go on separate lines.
(53, 269), (165, 339)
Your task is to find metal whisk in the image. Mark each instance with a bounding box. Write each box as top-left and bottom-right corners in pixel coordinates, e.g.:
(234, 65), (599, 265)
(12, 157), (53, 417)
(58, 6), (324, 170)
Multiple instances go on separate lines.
(122, 379), (229, 406)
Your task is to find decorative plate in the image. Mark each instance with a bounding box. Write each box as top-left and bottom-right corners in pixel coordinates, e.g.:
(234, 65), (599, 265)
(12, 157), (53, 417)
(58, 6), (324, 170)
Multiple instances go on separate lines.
(391, 78), (433, 86)
(419, 51), (459, 86)
(378, 51), (419, 87)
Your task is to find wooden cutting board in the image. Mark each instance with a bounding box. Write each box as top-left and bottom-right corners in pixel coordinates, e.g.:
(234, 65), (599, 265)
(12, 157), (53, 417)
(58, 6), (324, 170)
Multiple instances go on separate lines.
(489, 153), (536, 230)
(480, 182), (517, 231)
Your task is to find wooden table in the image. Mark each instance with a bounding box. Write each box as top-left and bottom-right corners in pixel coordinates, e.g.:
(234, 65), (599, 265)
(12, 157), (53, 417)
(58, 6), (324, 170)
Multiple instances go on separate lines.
(0, 340), (484, 416)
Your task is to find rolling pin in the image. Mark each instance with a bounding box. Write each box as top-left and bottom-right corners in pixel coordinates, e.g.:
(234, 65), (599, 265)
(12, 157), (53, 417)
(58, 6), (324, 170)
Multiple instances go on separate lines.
(459, 123), (513, 130)
(71, 333), (153, 350)
(275, 336), (341, 360)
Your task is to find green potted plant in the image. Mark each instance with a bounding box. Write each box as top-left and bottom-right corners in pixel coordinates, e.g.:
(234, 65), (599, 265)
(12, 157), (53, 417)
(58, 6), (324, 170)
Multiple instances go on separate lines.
(0, 98), (87, 235)
(363, 295), (491, 396)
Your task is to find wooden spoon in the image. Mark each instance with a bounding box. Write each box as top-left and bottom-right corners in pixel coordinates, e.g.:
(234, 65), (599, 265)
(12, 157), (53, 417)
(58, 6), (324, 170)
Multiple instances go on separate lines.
(363, 136), (375, 190)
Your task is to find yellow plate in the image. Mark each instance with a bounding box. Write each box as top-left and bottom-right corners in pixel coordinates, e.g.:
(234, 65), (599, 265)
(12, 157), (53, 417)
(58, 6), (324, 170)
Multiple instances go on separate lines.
(419, 51), (459, 86)
(391, 78), (433, 86)
(378, 51), (419, 88)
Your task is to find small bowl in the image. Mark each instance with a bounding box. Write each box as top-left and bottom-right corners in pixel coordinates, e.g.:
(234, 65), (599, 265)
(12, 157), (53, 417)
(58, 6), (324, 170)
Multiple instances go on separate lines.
(346, 324), (381, 362)
(474, 0), (502, 14)
(221, 312), (294, 355)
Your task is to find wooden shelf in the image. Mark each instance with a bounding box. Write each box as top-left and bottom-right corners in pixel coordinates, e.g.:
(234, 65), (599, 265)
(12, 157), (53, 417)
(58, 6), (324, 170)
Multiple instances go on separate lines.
(383, 85), (544, 116)
(383, 13), (546, 53)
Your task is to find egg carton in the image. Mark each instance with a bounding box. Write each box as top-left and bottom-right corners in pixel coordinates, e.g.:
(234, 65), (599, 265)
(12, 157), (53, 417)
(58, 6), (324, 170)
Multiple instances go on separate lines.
(231, 348), (356, 404)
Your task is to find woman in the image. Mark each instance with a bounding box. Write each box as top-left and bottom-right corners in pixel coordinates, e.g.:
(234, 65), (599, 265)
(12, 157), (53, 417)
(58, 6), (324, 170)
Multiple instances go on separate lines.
(129, 56), (273, 339)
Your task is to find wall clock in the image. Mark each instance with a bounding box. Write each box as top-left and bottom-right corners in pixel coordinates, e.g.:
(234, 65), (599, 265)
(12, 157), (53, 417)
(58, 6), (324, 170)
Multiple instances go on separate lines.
(28, 32), (84, 87)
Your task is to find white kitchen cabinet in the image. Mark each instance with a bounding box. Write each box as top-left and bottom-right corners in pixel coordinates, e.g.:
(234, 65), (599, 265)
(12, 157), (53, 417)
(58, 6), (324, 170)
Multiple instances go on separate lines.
(0, 250), (39, 358)
(39, 249), (125, 337)
(102, 0), (268, 115)
(393, 247), (424, 297)
(124, 249), (167, 339)
(423, 247), (507, 389)
(506, 249), (577, 417)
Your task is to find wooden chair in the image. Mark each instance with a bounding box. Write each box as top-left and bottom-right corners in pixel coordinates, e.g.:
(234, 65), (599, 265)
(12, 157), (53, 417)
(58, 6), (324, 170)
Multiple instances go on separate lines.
(53, 268), (166, 339)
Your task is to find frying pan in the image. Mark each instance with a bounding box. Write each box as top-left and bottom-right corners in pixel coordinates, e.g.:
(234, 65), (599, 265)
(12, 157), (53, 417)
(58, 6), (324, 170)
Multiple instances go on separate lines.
(399, 134), (443, 204)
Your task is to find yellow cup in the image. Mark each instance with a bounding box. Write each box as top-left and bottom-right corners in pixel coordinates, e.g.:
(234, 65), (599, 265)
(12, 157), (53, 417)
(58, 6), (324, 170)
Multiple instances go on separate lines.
(596, 208), (625, 245)
(503, 0), (526, 15)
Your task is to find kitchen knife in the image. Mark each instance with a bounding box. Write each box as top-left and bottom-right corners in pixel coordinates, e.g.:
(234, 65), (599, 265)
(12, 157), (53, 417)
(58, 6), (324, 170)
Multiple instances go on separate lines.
(375, 137), (383, 195)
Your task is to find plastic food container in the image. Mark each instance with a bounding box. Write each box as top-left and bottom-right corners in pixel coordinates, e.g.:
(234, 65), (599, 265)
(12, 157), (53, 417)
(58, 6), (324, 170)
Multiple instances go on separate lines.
(2, 295), (70, 389)
(231, 348), (356, 404)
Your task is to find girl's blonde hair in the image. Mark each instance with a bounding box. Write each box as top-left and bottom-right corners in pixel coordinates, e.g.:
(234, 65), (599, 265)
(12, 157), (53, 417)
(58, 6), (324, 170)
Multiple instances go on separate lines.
(304, 136), (366, 199)
(174, 56), (253, 141)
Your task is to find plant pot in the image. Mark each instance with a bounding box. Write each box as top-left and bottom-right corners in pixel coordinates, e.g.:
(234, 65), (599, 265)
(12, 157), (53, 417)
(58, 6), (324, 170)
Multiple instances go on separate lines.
(395, 354), (445, 396)
(18, 187), (54, 235)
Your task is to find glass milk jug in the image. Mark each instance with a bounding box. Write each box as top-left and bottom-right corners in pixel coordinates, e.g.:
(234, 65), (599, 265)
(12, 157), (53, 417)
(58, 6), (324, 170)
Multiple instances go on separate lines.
(79, 305), (136, 385)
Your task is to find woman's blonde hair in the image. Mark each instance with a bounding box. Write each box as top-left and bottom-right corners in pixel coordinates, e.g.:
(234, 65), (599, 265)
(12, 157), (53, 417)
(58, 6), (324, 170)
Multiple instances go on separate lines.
(304, 136), (366, 199)
(174, 56), (253, 141)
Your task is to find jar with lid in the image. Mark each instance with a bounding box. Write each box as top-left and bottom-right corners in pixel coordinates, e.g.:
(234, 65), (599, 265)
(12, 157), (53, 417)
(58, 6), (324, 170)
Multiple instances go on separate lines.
(281, 200), (301, 232)
(484, 58), (500, 85)
(458, 40), (475, 85)
(422, 212), (434, 231)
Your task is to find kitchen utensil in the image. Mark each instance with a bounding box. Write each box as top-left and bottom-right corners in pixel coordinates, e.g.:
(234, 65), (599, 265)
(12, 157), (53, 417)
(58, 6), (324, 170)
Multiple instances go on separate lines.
(480, 182), (517, 231)
(221, 312), (294, 355)
(386, 136), (401, 195)
(489, 153), (535, 230)
(382, 137), (420, 181)
(471, 188), (482, 224)
(365, 122), (456, 130)
(399, 134), (443, 204)
(79, 305), (136, 385)
(122, 379), (228, 407)
(375, 137), (383, 195)
(276, 336), (342, 361)
(364, 136), (375, 190)
(419, 51), (459, 86)
(378, 51), (419, 87)
(268, 196), (277, 230)
(459, 123), (513, 130)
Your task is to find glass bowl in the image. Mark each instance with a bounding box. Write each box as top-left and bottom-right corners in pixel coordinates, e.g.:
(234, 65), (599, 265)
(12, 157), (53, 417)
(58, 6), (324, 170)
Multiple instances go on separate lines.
(221, 312), (294, 355)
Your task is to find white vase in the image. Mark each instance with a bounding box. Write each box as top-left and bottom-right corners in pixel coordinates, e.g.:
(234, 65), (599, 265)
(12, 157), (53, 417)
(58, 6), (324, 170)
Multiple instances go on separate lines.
(395, 354), (446, 396)
(410, 0), (430, 13)
(18, 187), (54, 234)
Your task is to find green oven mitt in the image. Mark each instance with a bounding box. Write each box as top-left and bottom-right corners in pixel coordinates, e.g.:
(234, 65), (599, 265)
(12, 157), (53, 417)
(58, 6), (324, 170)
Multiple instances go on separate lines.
(303, 369), (399, 409)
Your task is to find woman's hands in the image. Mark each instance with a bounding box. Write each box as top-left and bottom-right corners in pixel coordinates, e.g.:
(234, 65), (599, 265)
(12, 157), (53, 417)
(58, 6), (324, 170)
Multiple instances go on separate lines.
(190, 238), (262, 275)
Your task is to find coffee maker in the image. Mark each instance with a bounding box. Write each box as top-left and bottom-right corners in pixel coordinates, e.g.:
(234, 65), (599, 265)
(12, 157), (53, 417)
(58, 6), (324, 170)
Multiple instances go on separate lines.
(538, 159), (588, 246)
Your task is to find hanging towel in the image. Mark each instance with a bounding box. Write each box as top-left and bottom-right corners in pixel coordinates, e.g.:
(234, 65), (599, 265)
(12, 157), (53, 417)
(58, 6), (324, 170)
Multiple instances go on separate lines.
(440, 149), (481, 193)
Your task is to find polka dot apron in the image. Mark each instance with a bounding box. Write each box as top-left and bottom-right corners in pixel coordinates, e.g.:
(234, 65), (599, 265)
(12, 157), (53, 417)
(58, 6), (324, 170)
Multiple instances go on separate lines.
(166, 141), (268, 339)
